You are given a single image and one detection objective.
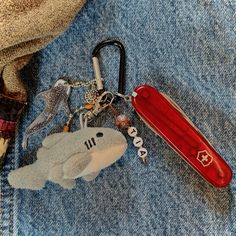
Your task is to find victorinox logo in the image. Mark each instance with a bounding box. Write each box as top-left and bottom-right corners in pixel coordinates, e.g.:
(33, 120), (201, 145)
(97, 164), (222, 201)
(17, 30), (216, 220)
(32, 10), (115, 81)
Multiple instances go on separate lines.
(197, 150), (213, 167)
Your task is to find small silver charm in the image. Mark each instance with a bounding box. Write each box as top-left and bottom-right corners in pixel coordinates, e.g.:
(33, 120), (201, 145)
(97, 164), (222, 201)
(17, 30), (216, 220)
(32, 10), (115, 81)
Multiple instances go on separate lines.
(70, 79), (99, 104)
(84, 84), (99, 104)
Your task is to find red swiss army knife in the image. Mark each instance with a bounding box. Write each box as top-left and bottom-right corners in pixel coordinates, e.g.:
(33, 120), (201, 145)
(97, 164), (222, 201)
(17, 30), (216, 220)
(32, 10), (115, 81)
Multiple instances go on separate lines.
(131, 85), (232, 188)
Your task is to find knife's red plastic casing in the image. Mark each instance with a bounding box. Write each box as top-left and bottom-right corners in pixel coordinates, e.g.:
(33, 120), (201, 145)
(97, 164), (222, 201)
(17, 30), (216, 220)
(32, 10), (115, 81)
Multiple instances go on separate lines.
(132, 85), (232, 188)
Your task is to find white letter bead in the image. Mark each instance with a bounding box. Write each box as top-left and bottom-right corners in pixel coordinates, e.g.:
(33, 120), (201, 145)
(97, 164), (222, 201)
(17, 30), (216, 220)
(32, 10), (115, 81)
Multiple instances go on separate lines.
(128, 127), (138, 137)
(138, 148), (148, 158)
(133, 137), (143, 147)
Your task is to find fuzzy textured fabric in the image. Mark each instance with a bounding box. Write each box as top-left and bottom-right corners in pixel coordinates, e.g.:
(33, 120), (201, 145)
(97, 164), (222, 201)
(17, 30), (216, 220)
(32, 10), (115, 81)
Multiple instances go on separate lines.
(8, 127), (127, 190)
(0, 0), (86, 101)
(0, 0), (85, 169)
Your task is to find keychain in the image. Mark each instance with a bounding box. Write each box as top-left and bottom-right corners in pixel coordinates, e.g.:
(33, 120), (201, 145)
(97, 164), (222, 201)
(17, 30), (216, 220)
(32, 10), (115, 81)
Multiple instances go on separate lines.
(10, 39), (232, 190)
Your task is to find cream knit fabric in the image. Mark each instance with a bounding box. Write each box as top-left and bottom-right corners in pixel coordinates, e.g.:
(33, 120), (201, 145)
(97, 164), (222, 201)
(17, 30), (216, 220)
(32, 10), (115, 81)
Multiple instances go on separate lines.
(0, 0), (86, 101)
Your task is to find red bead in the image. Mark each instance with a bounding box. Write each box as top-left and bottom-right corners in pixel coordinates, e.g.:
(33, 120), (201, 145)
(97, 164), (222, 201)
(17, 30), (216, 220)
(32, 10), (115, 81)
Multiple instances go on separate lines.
(116, 114), (131, 129)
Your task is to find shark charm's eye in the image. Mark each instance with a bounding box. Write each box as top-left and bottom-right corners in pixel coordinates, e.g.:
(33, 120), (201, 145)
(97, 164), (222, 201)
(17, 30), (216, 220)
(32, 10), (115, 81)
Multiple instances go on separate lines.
(96, 132), (103, 138)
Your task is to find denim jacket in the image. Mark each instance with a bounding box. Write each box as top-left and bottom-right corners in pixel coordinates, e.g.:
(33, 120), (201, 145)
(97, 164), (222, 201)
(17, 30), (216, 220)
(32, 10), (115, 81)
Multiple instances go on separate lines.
(1, 0), (235, 235)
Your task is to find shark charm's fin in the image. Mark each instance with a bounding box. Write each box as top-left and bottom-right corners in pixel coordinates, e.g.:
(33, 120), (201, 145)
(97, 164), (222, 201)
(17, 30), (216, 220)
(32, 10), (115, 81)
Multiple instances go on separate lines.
(48, 165), (76, 189)
(63, 153), (92, 179)
(83, 171), (100, 181)
(8, 163), (46, 190)
(42, 132), (69, 148)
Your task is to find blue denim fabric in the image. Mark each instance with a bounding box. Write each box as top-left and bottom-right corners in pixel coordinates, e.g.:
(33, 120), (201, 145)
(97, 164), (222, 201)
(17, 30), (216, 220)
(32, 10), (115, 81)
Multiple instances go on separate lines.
(1, 0), (236, 235)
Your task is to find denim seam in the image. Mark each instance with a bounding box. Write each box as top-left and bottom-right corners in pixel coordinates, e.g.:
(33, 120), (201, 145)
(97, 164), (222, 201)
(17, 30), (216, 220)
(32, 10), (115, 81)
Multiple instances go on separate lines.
(0, 142), (15, 236)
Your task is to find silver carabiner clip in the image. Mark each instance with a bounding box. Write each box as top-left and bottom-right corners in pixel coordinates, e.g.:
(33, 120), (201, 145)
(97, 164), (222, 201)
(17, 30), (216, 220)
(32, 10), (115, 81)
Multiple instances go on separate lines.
(84, 91), (115, 120)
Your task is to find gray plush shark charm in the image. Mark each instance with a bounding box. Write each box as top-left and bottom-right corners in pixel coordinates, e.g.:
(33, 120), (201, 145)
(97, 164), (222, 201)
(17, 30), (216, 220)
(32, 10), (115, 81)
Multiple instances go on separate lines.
(8, 127), (127, 190)
(22, 79), (71, 149)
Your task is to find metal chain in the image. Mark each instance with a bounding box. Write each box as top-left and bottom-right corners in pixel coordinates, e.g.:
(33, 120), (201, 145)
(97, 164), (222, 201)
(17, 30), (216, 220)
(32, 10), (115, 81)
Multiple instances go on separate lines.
(69, 79), (100, 104)
(69, 79), (97, 88)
